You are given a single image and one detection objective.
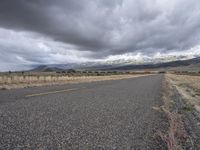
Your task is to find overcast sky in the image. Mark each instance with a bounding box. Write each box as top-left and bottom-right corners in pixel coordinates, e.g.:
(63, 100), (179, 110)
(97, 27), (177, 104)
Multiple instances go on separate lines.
(0, 0), (200, 71)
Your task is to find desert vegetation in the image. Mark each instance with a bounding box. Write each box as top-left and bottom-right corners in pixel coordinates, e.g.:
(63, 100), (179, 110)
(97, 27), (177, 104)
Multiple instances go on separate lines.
(156, 76), (188, 150)
(0, 70), (154, 89)
(171, 71), (200, 76)
(159, 73), (200, 149)
(166, 73), (200, 112)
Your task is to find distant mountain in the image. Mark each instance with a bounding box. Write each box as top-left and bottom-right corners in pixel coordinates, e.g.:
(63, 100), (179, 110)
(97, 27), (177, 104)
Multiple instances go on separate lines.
(107, 57), (200, 71)
(31, 65), (64, 72)
(30, 57), (200, 72)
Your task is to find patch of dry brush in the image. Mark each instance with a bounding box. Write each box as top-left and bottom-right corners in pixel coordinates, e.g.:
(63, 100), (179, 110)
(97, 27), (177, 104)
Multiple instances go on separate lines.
(166, 74), (200, 112)
(0, 74), (149, 90)
(159, 75), (187, 150)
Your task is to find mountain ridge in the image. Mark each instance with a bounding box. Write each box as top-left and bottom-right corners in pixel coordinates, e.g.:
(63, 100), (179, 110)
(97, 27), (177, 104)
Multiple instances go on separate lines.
(31, 57), (200, 72)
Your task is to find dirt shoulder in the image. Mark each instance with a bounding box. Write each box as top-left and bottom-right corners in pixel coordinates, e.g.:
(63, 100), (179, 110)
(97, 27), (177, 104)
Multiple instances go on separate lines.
(0, 74), (151, 90)
(164, 74), (200, 149)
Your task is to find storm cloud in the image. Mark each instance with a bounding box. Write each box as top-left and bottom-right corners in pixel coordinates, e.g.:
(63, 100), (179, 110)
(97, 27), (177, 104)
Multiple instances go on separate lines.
(0, 0), (200, 71)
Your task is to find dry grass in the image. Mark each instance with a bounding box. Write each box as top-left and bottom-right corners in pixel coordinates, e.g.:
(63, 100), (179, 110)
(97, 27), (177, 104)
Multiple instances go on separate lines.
(167, 74), (200, 91)
(0, 74), (150, 90)
(159, 75), (187, 150)
(159, 109), (187, 150)
(166, 74), (200, 113)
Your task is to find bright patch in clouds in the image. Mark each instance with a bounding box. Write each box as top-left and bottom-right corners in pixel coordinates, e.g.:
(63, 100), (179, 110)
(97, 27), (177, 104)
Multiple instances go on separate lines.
(97, 45), (200, 65)
(0, 28), (92, 71)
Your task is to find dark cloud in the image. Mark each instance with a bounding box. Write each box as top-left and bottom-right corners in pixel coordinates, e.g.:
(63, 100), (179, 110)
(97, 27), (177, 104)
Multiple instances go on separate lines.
(0, 0), (113, 50)
(0, 0), (200, 71)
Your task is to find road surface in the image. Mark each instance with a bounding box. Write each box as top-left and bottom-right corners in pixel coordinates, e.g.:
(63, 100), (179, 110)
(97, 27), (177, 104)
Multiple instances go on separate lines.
(0, 75), (166, 149)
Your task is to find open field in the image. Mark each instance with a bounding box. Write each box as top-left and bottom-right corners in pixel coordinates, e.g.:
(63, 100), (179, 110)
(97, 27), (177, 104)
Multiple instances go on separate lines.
(0, 71), (154, 90)
(166, 74), (200, 112)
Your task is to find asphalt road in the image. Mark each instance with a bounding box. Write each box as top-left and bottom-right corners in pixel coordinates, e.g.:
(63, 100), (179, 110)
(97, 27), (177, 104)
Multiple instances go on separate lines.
(0, 75), (166, 149)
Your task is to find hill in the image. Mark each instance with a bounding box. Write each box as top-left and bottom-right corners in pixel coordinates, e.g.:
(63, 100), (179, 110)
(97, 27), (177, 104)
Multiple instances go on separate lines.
(31, 57), (200, 72)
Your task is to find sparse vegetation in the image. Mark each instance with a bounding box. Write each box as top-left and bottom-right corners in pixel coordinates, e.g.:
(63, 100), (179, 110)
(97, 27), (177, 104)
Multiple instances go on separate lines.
(0, 71), (152, 89)
(182, 104), (194, 112)
(171, 71), (200, 76)
(158, 75), (188, 150)
(159, 110), (187, 150)
(166, 74), (200, 112)
(161, 73), (200, 149)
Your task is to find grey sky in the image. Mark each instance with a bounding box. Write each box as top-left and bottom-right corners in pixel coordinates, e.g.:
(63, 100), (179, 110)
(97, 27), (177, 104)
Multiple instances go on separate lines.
(0, 0), (200, 71)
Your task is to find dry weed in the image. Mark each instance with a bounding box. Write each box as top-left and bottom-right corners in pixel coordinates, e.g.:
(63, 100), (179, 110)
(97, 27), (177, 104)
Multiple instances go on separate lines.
(160, 75), (187, 150)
